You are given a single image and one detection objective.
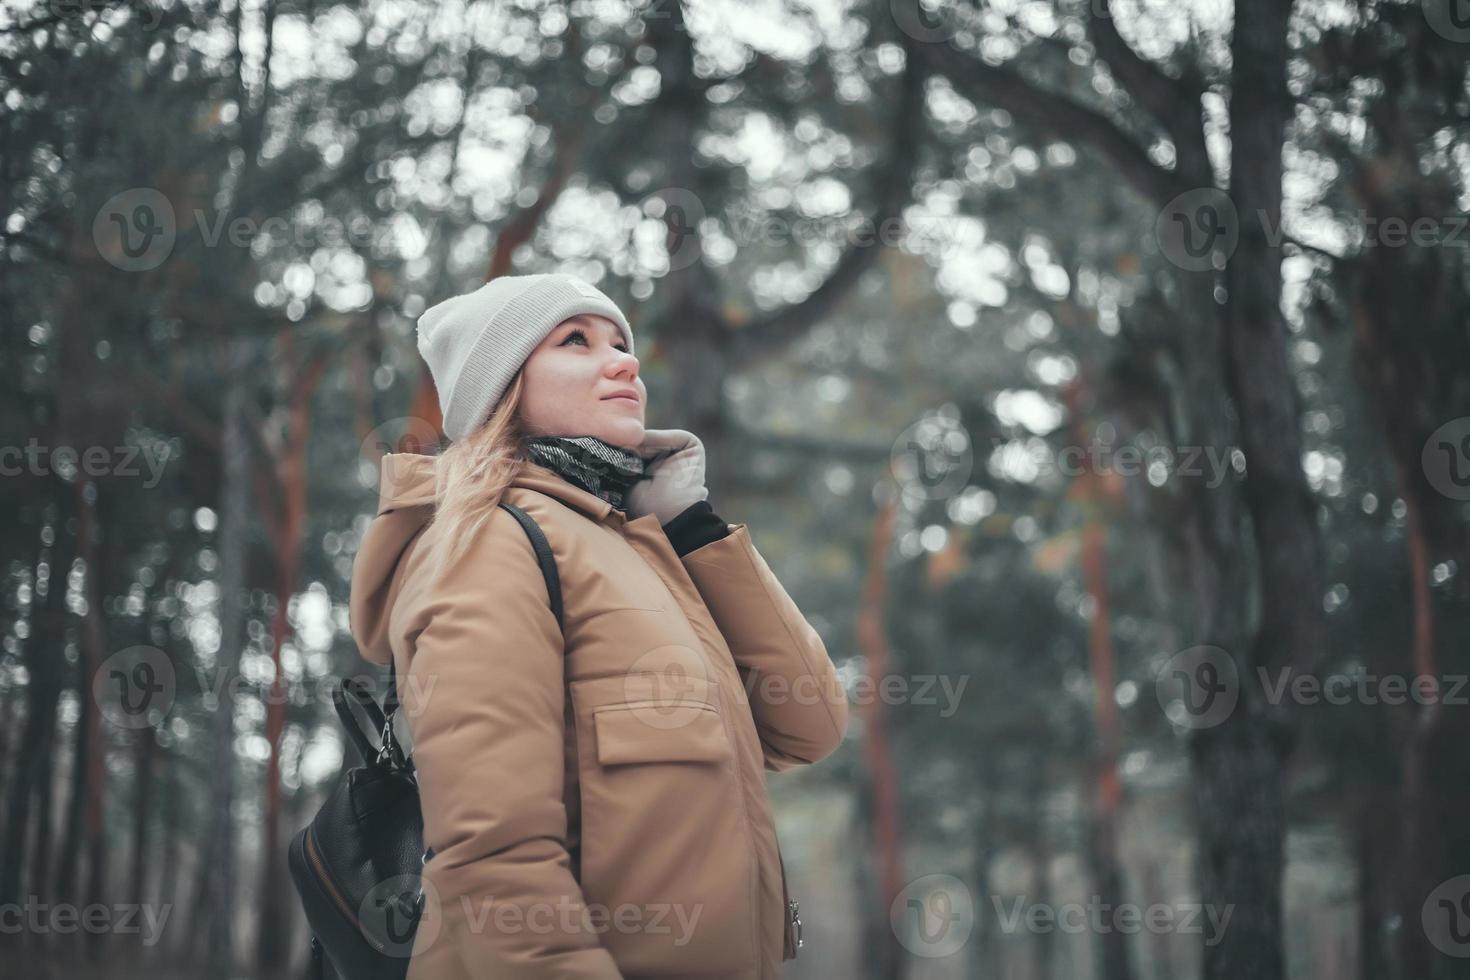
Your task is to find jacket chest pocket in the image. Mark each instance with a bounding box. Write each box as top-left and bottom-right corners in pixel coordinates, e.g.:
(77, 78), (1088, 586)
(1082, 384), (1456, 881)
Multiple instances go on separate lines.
(593, 699), (732, 765)
(568, 673), (758, 975)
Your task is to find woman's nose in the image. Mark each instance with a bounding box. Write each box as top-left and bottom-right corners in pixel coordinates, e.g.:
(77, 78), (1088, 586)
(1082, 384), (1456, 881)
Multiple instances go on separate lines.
(608, 349), (639, 379)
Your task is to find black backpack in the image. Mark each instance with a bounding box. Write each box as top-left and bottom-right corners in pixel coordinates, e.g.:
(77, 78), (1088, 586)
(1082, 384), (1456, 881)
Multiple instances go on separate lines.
(289, 502), (562, 980)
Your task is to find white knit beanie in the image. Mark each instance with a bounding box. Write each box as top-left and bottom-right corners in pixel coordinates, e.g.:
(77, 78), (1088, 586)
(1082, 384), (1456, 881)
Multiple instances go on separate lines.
(416, 273), (635, 441)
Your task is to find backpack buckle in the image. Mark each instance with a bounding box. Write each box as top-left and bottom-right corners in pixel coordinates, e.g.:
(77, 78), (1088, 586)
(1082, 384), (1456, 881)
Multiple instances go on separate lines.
(376, 713), (406, 769)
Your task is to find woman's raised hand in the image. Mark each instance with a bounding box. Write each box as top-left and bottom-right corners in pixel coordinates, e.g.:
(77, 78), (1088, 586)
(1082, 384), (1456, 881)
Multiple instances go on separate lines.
(626, 427), (710, 524)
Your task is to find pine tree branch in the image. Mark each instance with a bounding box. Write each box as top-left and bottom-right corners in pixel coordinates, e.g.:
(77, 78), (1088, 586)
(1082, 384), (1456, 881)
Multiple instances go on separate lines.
(1087, 0), (1211, 184)
(730, 31), (929, 370)
(908, 4), (1185, 207)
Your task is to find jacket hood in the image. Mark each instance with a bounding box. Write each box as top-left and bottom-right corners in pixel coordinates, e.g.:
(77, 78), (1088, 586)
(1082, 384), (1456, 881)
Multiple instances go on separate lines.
(348, 451), (620, 667)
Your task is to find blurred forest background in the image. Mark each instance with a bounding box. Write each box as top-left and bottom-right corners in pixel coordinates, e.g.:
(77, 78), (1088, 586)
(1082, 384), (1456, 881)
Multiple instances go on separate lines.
(2, 0), (1469, 978)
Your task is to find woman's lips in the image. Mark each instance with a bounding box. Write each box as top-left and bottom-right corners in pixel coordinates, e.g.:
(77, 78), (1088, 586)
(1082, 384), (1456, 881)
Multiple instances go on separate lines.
(603, 394), (640, 405)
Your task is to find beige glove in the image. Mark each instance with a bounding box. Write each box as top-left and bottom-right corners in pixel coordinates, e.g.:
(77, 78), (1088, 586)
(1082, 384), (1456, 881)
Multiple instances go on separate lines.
(626, 428), (710, 524)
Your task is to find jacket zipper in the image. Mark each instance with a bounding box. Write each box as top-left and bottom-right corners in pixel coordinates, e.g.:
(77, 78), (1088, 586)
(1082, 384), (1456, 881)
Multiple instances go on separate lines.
(305, 825), (386, 952)
(776, 847), (801, 959)
(623, 522), (802, 961)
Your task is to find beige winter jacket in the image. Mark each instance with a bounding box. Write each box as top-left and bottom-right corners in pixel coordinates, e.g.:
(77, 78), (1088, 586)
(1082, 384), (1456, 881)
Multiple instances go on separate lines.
(348, 452), (849, 979)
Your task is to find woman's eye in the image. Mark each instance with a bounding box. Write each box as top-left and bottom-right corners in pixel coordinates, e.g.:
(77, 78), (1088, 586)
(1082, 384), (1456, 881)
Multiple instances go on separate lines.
(562, 329), (629, 354)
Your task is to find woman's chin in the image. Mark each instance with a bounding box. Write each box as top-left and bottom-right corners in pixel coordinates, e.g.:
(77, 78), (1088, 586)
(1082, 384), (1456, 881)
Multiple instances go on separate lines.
(594, 417), (645, 451)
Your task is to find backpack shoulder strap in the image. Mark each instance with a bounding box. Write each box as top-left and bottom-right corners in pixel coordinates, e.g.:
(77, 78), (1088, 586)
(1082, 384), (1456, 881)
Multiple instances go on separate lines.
(380, 500), (562, 727)
(495, 501), (563, 630)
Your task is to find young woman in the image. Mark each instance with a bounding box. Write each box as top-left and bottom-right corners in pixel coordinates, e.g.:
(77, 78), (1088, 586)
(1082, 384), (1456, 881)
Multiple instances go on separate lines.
(348, 273), (849, 979)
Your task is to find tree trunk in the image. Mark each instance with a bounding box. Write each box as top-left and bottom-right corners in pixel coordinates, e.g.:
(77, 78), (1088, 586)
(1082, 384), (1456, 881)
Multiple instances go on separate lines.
(23, 604), (63, 963)
(1141, 860), (1174, 980)
(1028, 782), (1055, 980)
(0, 521), (69, 955)
(255, 551), (297, 975)
(1190, 2), (1322, 978)
(45, 210), (116, 957)
(1357, 796), (1390, 980)
(970, 765), (1000, 980)
(856, 494), (905, 980)
(905, 5), (1318, 973)
(1066, 381), (1133, 980)
(193, 335), (254, 976)
(55, 478), (113, 965)
(126, 721), (157, 969)
(160, 743), (192, 964)
(75, 477), (111, 961)
(1081, 517), (1132, 980)
(257, 340), (325, 975)
(1393, 453), (1439, 980)
(1188, 717), (1285, 979)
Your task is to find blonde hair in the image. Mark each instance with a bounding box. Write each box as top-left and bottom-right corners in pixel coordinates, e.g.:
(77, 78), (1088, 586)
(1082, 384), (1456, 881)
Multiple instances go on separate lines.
(419, 369), (531, 591)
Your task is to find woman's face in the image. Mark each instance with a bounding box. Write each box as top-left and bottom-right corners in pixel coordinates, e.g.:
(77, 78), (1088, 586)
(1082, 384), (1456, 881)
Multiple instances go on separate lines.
(518, 314), (646, 450)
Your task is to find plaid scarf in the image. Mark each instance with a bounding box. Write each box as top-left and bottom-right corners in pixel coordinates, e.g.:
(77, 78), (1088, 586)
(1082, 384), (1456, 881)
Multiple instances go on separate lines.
(522, 434), (651, 512)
